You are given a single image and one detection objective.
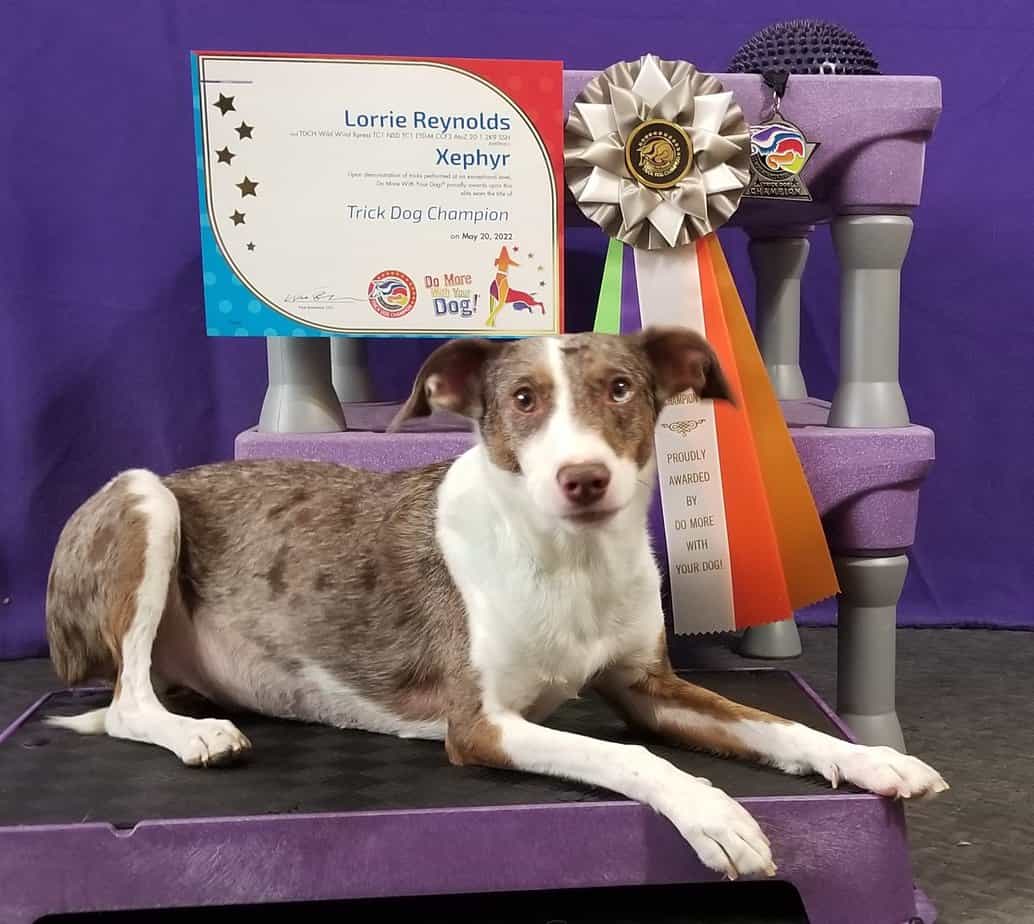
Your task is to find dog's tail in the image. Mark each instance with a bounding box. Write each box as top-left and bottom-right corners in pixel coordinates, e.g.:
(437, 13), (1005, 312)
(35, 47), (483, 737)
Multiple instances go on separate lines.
(44, 707), (109, 735)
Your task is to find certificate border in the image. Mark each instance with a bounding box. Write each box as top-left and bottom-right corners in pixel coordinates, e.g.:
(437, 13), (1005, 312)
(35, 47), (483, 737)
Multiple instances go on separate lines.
(195, 52), (563, 338)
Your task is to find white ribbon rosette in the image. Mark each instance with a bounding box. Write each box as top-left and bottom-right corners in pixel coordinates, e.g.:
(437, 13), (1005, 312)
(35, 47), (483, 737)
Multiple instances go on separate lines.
(565, 54), (751, 249)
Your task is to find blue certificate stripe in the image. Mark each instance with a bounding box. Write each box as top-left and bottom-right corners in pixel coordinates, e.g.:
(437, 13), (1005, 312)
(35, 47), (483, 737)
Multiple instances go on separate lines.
(192, 55), (320, 338)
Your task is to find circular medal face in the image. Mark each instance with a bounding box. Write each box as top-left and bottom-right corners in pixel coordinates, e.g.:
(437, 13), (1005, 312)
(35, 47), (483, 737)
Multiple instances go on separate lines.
(624, 119), (694, 190)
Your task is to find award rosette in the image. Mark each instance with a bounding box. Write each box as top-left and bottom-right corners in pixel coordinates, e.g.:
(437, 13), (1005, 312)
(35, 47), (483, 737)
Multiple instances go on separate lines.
(566, 54), (838, 634)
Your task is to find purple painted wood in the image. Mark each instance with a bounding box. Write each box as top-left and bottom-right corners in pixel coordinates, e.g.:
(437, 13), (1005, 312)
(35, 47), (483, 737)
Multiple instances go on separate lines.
(2, 797), (917, 924)
(0, 673), (922, 924)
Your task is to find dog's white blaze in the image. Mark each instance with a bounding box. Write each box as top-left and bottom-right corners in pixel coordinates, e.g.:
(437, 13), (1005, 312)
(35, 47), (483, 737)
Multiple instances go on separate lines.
(518, 338), (639, 518)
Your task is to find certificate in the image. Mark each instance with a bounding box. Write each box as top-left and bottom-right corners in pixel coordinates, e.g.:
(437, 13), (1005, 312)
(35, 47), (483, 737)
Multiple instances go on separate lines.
(191, 52), (564, 338)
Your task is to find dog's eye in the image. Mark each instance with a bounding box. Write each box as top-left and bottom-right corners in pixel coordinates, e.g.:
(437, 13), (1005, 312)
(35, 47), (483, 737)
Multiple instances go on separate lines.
(513, 387), (537, 412)
(609, 377), (634, 403)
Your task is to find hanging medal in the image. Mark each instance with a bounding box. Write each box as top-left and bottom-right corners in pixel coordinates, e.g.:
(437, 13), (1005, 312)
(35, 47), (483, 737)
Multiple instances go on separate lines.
(743, 71), (818, 201)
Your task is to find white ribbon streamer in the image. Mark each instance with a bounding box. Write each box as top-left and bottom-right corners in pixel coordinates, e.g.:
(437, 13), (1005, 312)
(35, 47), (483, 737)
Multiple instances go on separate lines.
(634, 248), (736, 633)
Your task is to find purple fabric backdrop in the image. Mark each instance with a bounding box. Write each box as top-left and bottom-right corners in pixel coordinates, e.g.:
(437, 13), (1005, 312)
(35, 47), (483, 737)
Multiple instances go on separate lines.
(2, 1), (1032, 658)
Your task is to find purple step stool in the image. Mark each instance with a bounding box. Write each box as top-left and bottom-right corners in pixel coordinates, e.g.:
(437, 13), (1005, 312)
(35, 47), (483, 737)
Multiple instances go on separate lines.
(2, 669), (932, 923)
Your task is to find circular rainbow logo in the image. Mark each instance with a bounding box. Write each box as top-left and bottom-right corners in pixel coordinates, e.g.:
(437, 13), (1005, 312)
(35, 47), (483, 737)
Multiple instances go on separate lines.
(368, 270), (417, 319)
(750, 123), (807, 176)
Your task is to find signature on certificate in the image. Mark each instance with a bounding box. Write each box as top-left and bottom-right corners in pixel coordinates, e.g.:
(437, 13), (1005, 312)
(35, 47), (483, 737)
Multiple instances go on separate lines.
(283, 289), (363, 305)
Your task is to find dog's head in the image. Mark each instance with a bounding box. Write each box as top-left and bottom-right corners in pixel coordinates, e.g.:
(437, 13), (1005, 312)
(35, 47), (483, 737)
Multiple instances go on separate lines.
(391, 328), (733, 528)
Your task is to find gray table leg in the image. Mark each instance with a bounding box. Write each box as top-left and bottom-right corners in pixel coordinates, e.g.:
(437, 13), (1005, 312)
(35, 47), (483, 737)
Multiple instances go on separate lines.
(835, 554), (908, 751)
(828, 214), (915, 748)
(259, 337), (346, 433)
(749, 234), (809, 400)
(738, 618), (802, 660)
(330, 338), (375, 404)
(737, 232), (810, 660)
(828, 215), (912, 428)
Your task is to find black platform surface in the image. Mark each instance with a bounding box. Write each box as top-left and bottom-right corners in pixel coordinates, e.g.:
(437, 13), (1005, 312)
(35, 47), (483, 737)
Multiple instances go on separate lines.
(1, 670), (853, 829)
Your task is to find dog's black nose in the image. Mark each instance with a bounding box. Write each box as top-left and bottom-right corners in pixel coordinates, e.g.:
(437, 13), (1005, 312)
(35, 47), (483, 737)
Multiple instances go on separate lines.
(557, 463), (611, 506)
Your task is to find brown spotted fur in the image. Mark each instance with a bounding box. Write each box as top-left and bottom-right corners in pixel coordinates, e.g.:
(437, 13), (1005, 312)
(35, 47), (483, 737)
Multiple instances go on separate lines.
(46, 477), (147, 686)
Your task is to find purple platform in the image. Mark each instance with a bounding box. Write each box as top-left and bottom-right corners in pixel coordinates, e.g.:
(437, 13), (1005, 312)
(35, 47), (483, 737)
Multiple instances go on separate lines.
(235, 398), (934, 556)
(0, 669), (932, 923)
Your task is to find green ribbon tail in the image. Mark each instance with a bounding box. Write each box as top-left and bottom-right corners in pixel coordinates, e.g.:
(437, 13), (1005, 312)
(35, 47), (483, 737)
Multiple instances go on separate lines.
(593, 238), (624, 334)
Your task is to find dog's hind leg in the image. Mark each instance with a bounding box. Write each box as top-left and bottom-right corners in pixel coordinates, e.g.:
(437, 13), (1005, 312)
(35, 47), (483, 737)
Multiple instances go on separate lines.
(92, 470), (250, 766)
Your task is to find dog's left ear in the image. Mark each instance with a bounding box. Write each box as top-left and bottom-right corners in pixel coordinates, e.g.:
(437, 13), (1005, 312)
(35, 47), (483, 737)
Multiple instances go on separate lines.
(634, 326), (735, 405)
(388, 338), (506, 431)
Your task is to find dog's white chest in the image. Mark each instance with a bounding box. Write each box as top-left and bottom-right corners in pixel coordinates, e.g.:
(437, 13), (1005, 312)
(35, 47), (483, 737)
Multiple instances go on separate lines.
(471, 567), (641, 715)
(437, 450), (661, 717)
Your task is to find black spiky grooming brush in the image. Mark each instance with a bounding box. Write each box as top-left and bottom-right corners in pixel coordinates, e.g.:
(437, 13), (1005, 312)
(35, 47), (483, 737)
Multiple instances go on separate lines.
(728, 20), (880, 76)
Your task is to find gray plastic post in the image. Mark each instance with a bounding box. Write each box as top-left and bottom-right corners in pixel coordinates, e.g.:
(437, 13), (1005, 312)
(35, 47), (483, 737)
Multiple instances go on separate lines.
(738, 618), (802, 660)
(259, 337), (346, 433)
(749, 236), (809, 400)
(737, 234), (809, 660)
(330, 338), (375, 404)
(828, 215), (913, 428)
(835, 554), (908, 751)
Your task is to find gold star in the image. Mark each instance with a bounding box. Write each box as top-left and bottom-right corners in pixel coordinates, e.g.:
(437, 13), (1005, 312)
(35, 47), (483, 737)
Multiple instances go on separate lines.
(236, 176), (258, 197)
(246, 242), (256, 251)
(235, 121), (254, 140)
(213, 93), (235, 116)
(215, 146), (235, 165)
(229, 210), (246, 226)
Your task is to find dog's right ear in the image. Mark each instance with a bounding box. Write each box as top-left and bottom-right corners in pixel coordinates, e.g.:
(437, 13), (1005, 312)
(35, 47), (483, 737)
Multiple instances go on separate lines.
(634, 325), (736, 406)
(388, 338), (506, 431)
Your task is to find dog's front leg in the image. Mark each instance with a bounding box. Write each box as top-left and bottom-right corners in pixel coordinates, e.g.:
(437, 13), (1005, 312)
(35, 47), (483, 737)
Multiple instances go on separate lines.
(446, 710), (775, 879)
(596, 665), (949, 801)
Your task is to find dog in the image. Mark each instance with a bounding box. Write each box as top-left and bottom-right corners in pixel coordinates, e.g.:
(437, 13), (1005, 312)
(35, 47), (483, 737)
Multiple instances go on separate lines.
(44, 327), (947, 879)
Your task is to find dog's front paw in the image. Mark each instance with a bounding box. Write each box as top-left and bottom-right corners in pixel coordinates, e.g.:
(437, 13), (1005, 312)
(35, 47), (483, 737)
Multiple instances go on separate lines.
(178, 718), (252, 768)
(829, 745), (948, 800)
(667, 780), (776, 880)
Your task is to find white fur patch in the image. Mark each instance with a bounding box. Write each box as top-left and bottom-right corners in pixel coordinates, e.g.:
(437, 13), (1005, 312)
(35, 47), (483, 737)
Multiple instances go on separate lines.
(100, 469), (252, 767)
(45, 707), (109, 735)
(495, 712), (774, 879)
(117, 470), (180, 707)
